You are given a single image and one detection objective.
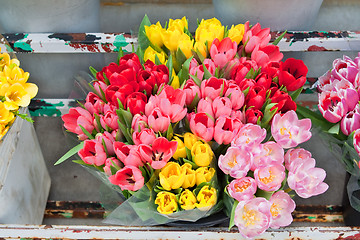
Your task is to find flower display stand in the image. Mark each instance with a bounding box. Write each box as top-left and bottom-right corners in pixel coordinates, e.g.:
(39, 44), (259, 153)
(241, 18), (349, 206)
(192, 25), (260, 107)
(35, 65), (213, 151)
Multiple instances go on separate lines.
(2, 30), (360, 238)
(0, 108), (50, 224)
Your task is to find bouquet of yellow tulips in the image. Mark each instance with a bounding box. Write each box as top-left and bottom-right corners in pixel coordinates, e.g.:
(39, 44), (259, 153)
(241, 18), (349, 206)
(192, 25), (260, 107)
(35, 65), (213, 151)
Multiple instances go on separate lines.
(0, 47), (38, 140)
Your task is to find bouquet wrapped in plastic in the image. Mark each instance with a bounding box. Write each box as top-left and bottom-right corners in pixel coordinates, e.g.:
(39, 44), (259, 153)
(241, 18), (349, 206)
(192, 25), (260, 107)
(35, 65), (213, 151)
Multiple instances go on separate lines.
(58, 16), (329, 238)
(298, 53), (360, 214)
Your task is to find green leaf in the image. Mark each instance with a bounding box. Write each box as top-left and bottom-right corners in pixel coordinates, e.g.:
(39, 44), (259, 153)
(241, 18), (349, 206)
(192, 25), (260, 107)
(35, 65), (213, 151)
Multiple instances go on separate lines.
(244, 68), (255, 79)
(117, 47), (124, 62)
(189, 74), (202, 87)
(79, 125), (94, 139)
(328, 123), (340, 135)
(289, 87), (303, 101)
(89, 66), (98, 78)
(166, 53), (174, 85)
(175, 47), (187, 70)
(94, 113), (104, 133)
(178, 56), (193, 85)
(185, 146), (192, 161)
(202, 62), (212, 79)
(138, 14), (152, 51)
(228, 200), (239, 230)
(296, 104), (334, 132)
(117, 119), (133, 144)
(272, 30), (287, 46)
(166, 123), (174, 141)
(154, 54), (162, 65)
(260, 103), (278, 129)
(72, 159), (91, 166)
(55, 142), (84, 165)
(183, 158), (197, 169)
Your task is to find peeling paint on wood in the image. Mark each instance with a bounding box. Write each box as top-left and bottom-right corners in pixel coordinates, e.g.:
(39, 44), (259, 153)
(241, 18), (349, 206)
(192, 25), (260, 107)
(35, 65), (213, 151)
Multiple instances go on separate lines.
(2, 31), (360, 53)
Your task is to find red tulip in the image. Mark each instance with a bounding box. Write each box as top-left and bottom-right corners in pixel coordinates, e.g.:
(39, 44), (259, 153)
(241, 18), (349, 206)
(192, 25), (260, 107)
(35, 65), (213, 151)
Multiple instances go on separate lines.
(279, 58), (308, 91)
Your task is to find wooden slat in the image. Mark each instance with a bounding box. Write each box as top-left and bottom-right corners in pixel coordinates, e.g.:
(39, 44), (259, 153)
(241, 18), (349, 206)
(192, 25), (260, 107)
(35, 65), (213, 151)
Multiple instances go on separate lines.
(2, 31), (360, 54)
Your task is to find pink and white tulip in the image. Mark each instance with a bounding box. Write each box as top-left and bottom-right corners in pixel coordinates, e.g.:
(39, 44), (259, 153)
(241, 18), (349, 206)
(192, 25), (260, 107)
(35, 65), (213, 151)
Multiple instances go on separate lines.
(271, 111), (312, 149)
(254, 164), (285, 192)
(341, 106), (360, 135)
(252, 141), (284, 170)
(232, 123), (267, 149)
(284, 148), (313, 172)
(318, 90), (348, 123)
(227, 177), (257, 202)
(218, 146), (252, 178)
(269, 190), (296, 229)
(234, 197), (271, 239)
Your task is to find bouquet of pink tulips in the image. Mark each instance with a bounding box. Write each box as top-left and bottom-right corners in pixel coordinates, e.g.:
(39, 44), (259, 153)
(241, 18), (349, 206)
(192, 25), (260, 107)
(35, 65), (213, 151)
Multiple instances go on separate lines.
(298, 53), (360, 214)
(58, 15), (328, 238)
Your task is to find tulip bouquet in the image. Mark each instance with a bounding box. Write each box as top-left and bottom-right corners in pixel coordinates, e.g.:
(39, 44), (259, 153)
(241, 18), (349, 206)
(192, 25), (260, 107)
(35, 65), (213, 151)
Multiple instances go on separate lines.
(0, 47), (38, 140)
(58, 15), (328, 237)
(297, 53), (360, 213)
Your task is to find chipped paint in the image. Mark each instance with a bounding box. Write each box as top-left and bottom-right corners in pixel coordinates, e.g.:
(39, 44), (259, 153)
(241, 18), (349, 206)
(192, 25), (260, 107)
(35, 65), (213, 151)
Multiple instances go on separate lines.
(113, 34), (129, 52)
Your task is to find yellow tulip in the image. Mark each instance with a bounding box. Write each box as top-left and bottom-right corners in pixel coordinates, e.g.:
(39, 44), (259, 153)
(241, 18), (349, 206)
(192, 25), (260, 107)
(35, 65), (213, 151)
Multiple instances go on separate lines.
(195, 167), (215, 186)
(0, 52), (10, 70)
(228, 24), (245, 45)
(178, 38), (194, 59)
(144, 46), (166, 64)
(145, 22), (165, 48)
(159, 162), (185, 191)
(183, 132), (198, 150)
(170, 71), (180, 89)
(191, 141), (213, 167)
(172, 136), (187, 160)
(0, 102), (15, 124)
(194, 41), (207, 58)
(195, 186), (217, 211)
(0, 123), (10, 140)
(168, 16), (188, 32)
(0, 65), (29, 84)
(161, 28), (190, 52)
(4, 83), (31, 110)
(179, 189), (197, 210)
(181, 163), (196, 189)
(195, 18), (224, 50)
(155, 191), (178, 214)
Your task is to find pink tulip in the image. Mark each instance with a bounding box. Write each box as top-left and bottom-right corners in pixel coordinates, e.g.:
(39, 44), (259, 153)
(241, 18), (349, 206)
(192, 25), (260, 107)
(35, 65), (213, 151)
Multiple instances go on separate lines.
(189, 112), (215, 142)
(158, 85), (187, 122)
(212, 96), (232, 119)
(189, 58), (216, 81)
(341, 106), (360, 135)
(287, 158), (329, 198)
(145, 95), (160, 117)
(197, 98), (214, 119)
(62, 107), (94, 140)
(218, 146), (252, 178)
(200, 77), (228, 101)
(103, 157), (122, 176)
(251, 44), (283, 68)
(331, 55), (359, 84)
(109, 166), (144, 191)
(138, 137), (178, 169)
(269, 190), (296, 229)
(78, 139), (107, 166)
(284, 148), (313, 172)
(132, 128), (156, 145)
(95, 131), (115, 156)
(353, 129), (360, 156)
(232, 123), (267, 150)
(225, 82), (245, 110)
(183, 79), (201, 106)
(231, 110), (246, 124)
(254, 164), (285, 192)
(100, 111), (119, 132)
(214, 116), (238, 145)
(210, 37), (238, 69)
(318, 90), (348, 123)
(85, 92), (103, 115)
(227, 177), (257, 202)
(93, 80), (108, 97)
(338, 88), (359, 112)
(234, 197), (271, 239)
(113, 142), (144, 167)
(242, 21), (271, 54)
(271, 111), (312, 149)
(252, 141), (284, 170)
(131, 114), (148, 132)
(147, 108), (171, 133)
(230, 57), (258, 85)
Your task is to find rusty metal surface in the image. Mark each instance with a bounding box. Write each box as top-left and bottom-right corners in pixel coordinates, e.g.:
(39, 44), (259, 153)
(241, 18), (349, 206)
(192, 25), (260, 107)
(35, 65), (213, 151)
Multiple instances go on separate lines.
(0, 224), (360, 240)
(1, 31), (360, 53)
